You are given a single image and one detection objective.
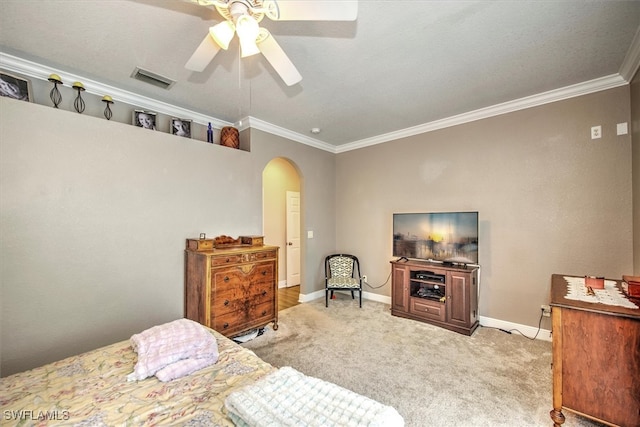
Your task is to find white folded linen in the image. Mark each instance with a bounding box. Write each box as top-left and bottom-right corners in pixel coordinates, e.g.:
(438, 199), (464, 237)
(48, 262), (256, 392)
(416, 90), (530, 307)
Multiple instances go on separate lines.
(127, 318), (219, 382)
(225, 366), (404, 427)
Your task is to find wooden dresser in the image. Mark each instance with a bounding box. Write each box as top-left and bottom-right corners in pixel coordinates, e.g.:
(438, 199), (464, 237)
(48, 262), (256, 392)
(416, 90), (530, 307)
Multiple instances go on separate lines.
(549, 274), (640, 427)
(185, 243), (279, 337)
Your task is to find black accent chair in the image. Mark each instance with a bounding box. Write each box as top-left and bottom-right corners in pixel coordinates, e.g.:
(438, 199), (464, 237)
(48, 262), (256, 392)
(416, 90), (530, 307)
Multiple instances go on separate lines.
(325, 254), (362, 308)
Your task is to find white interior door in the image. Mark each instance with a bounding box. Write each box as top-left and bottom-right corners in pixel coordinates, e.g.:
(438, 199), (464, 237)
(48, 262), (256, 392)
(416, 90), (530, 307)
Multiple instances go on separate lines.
(286, 191), (301, 287)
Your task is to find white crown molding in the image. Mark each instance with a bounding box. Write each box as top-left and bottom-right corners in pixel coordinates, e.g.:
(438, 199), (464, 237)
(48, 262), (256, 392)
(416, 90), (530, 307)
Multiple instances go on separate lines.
(0, 52), (232, 129)
(0, 51), (631, 155)
(335, 73), (628, 153)
(619, 25), (640, 82)
(239, 115), (338, 153)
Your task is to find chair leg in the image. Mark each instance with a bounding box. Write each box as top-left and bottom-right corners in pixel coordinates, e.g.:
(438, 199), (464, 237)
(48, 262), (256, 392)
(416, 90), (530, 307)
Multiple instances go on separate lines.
(326, 290), (328, 307)
(359, 290), (362, 308)
(351, 290), (355, 299)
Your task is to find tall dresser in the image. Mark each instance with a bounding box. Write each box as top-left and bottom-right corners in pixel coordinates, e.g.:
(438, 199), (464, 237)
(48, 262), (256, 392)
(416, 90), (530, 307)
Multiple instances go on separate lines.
(185, 241), (279, 337)
(549, 274), (640, 427)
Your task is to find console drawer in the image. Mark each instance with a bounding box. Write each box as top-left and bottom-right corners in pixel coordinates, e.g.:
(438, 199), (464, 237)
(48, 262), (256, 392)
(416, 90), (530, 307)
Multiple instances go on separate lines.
(410, 298), (445, 322)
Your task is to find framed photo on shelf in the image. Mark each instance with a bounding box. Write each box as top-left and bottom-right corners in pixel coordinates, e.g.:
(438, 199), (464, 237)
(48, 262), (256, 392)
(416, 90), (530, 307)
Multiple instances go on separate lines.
(171, 118), (192, 138)
(133, 110), (157, 130)
(0, 71), (33, 102)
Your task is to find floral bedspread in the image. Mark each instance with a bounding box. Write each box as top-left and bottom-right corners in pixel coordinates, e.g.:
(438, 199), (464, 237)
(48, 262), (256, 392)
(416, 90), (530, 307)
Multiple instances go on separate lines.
(1, 329), (275, 426)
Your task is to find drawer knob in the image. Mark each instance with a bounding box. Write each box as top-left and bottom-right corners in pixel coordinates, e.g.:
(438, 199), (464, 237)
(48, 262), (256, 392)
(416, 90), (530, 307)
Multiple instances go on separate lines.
(262, 290), (267, 297)
(262, 270), (267, 276)
(262, 310), (267, 316)
(223, 322), (229, 329)
(224, 276), (229, 282)
(224, 299), (229, 306)
(226, 258), (230, 262)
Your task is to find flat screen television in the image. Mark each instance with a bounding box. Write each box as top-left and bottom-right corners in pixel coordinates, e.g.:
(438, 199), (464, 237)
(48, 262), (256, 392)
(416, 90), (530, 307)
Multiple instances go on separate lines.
(393, 212), (479, 265)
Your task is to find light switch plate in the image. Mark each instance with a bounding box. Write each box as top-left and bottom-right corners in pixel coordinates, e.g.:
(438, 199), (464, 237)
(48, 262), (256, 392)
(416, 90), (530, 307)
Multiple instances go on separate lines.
(617, 122), (628, 136)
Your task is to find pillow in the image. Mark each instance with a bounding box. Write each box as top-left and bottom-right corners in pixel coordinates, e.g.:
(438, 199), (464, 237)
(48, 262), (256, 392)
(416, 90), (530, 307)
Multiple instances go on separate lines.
(127, 318), (219, 381)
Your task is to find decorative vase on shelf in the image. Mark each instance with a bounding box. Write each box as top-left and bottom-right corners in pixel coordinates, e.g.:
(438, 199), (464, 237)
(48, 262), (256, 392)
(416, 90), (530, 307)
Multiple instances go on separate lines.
(220, 126), (239, 149)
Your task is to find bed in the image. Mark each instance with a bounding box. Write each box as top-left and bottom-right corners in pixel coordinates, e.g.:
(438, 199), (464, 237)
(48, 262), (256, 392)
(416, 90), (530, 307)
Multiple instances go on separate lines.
(1, 319), (404, 427)
(1, 320), (275, 426)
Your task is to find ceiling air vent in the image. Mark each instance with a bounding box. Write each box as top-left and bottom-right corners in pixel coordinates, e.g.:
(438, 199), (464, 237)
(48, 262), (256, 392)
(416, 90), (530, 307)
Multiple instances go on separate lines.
(131, 67), (175, 90)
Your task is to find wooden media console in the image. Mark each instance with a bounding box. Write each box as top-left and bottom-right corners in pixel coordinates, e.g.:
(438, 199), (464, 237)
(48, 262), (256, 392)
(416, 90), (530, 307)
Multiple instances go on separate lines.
(390, 259), (479, 335)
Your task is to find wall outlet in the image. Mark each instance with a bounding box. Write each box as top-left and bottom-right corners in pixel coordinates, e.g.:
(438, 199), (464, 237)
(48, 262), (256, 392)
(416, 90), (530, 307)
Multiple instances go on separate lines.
(541, 305), (551, 317)
(362, 275), (367, 282)
(591, 125), (602, 139)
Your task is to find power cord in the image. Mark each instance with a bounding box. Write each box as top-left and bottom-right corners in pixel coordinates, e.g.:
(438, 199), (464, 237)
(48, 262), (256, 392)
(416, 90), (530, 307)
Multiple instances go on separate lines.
(362, 270), (391, 289)
(481, 308), (544, 341)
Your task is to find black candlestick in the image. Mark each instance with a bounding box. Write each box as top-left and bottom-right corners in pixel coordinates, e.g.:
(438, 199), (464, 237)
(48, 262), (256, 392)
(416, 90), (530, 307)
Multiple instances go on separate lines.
(48, 74), (63, 108)
(72, 82), (85, 114)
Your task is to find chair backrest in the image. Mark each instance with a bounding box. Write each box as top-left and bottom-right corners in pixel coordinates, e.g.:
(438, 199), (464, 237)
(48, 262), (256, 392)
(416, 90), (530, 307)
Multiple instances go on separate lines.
(326, 254), (359, 279)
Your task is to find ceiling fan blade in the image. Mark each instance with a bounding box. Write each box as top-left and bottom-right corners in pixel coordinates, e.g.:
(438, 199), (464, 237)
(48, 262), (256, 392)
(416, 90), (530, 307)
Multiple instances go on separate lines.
(257, 29), (302, 86)
(185, 33), (222, 72)
(264, 0), (357, 21)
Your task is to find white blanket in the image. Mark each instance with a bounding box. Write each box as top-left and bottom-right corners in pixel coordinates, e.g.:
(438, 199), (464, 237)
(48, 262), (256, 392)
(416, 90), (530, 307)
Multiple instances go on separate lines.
(225, 367), (404, 427)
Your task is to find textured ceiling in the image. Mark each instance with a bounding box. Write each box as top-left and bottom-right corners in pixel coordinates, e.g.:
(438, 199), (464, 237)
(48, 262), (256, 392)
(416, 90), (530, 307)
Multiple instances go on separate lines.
(1, 0), (639, 148)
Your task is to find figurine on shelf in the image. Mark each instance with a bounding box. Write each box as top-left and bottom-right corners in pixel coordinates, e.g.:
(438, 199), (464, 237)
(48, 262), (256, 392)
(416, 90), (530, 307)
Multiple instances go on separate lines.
(207, 122), (214, 143)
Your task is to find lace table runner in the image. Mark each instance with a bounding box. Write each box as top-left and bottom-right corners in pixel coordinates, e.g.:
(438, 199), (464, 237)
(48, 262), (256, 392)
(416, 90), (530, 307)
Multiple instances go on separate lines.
(563, 276), (638, 309)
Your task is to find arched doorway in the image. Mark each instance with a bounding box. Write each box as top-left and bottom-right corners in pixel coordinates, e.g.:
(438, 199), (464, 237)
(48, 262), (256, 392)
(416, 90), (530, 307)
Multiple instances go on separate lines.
(262, 158), (302, 310)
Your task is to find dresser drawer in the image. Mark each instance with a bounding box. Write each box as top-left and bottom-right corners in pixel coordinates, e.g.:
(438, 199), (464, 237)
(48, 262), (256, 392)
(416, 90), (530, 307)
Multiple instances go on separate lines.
(410, 298), (445, 322)
(213, 301), (275, 334)
(211, 254), (244, 266)
(253, 250), (277, 260)
(213, 263), (274, 289)
(212, 281), (275, 316)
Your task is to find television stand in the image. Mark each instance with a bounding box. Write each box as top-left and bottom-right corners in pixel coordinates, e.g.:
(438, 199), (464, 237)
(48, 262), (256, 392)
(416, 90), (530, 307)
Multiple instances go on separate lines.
(390, 259), (479, 335)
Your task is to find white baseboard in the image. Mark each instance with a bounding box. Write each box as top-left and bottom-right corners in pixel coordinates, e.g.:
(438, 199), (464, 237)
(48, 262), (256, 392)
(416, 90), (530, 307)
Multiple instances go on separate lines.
(362, 291), (391, 304)
(478, 316), (552, 342)
(298, 290), (391, 304)
(298, 290), (325, 303)
(298, 291), (551, 341)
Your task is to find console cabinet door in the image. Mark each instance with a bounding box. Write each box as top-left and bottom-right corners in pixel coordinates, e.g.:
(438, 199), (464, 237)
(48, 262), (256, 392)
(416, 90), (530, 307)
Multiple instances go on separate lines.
(391, 264), (409, 313)
(446, 271), (470, 328)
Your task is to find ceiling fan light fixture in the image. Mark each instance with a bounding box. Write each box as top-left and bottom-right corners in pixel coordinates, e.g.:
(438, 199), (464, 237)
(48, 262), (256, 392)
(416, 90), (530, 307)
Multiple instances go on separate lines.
(209, 21), (235, 50)
(235, 14), (260, 57)
(240, 38), (260, 57)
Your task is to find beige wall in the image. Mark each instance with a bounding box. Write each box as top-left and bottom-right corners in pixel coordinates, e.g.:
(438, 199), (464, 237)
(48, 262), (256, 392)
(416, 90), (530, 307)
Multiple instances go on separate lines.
(631, 70), (640, 274)
(0, 99), (335, 376)
(1, 82), (635, 376)
(336, 86), (633, 328)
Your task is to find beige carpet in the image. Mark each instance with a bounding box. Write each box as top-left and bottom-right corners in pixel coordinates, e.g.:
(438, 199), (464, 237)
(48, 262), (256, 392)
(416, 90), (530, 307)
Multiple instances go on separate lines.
(241, 296), (603, 427)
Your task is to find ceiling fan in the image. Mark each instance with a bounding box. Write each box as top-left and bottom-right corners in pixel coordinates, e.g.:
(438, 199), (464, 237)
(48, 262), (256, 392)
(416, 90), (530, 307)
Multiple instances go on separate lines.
(185, 0), (358, 86)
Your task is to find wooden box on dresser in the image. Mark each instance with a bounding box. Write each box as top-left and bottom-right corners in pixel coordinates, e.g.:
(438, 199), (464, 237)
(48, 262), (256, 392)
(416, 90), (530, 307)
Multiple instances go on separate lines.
(185, 243), (279, 338)
(391, 259), (479, 335)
